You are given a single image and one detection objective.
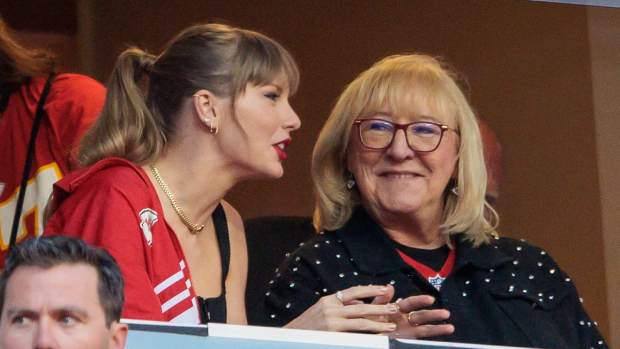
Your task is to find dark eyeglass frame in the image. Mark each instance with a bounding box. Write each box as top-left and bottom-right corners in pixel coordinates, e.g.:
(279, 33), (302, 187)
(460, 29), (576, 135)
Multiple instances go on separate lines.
(352, 118), (458, 153)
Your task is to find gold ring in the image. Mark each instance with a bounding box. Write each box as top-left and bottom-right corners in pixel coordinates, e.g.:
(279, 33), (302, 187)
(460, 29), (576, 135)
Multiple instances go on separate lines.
(407, 311), (418, 326)
(393, 302), (401, 313)
(335, 290), (344, 304)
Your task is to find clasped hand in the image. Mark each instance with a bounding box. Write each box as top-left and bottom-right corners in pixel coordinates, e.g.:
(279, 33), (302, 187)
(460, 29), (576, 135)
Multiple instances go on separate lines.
(285, 285), (455, 338)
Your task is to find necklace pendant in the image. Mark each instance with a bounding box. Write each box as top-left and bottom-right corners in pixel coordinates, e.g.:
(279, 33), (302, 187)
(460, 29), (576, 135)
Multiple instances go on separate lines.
(191, 224), (205, 234)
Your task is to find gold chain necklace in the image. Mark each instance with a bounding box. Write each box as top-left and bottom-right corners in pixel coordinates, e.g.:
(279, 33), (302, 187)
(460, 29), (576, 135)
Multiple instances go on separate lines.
(149, 165), (205, 234)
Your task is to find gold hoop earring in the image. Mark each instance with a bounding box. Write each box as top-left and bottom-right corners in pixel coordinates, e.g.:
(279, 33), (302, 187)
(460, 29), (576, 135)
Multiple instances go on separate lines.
(209, 116), (219, 134)
(209, 107), (219, 134)
(200, 117), (219, 134)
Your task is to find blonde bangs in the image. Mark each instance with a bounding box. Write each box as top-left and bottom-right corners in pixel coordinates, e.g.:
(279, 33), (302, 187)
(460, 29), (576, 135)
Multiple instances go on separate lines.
(353, 58), (459, 128)
(232, 32), (299, 96)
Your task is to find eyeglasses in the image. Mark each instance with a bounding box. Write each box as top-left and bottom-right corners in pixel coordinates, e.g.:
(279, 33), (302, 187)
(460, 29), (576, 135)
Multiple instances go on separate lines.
(352, 118), (457, 152)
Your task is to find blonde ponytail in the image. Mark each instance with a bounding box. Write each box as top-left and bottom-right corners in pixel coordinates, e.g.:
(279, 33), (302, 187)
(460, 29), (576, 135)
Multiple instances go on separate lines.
(78, 48), (165, 166)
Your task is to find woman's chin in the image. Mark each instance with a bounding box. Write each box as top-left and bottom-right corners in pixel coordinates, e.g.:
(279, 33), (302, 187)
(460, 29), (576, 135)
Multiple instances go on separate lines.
(237, 161), (284, 182)
(385, 204), (422, 216)
(374, 196), (428, 216)
(257, 163), (285, 180)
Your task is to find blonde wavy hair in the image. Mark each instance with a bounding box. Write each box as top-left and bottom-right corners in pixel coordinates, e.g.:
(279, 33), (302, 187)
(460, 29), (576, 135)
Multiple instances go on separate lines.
(312, 54), (497, 246)
(78, 23), (299, 166)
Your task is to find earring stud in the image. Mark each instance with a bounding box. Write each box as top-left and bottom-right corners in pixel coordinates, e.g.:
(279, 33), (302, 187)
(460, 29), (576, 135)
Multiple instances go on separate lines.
(346, 178), (355, 190)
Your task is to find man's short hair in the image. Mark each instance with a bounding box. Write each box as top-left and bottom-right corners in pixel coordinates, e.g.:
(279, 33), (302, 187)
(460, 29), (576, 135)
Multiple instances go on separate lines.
(0, 236), (124, 326)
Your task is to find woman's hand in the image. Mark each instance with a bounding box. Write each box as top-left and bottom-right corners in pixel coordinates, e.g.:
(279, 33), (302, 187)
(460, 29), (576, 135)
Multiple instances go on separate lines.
(284, 285), (399, 333)
(390, 295), (455, 339)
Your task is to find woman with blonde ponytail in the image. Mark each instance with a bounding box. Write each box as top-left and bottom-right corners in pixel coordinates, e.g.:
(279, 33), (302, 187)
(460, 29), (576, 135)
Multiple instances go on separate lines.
(44, 23), (301, 325)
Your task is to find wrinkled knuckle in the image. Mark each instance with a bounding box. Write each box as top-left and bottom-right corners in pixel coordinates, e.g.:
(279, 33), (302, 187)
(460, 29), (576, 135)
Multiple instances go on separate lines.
(398, 299), (414, 311)
(319, 297), (333, 309)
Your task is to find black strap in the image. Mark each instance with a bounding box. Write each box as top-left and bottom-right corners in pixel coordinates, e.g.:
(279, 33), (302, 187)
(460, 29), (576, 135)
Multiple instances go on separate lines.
(197, 203), (230, 323)
(212, 203), (230, 285)
(8, 74), (55, 250)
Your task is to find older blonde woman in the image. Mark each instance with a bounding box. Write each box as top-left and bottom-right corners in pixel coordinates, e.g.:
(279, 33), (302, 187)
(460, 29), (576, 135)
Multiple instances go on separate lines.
(264, 55), (608, 348)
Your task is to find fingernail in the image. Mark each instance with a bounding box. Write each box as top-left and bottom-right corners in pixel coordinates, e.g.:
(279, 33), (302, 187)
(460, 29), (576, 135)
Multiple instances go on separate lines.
(379, 286), (388, 292)
(388, 304), (399, 313)
(386, 323), (397, 331)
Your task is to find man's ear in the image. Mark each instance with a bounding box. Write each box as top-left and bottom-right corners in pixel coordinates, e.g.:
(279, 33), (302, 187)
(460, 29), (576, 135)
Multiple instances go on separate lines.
(109, 322), (128, 349)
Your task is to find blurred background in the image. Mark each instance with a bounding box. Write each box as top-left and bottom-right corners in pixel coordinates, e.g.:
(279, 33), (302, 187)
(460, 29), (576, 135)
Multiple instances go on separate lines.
(2, 0), (618, 345)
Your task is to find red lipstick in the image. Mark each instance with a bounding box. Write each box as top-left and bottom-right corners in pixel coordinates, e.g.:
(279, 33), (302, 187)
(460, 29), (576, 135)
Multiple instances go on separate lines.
(273, 139), (291, 161)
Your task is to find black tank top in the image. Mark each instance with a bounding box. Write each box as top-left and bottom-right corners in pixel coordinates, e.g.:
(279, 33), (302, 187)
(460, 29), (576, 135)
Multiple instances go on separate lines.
(196, 203), (230, 323)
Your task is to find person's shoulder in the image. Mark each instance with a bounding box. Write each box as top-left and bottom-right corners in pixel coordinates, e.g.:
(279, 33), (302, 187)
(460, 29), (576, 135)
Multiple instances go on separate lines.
(484, 235), (574, 304)
(220, 200), (242, 227)
(282, 231), (343, 264)
(46, 73), (106, 107)
(220, 200), (245, 240)
(491, 236), (549, 257)
(51, 73), (105, 94)
(490, 235), (557, 268)
(57, 157), (150, 195)
(46, 158), (157, 233)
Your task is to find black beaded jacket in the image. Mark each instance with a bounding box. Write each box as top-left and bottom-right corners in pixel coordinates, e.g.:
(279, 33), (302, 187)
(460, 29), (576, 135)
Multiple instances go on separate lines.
(263, 208), (608, 349)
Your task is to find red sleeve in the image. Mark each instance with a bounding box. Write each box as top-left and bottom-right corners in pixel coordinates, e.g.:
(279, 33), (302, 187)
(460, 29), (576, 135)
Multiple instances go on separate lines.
(44, 171), (164, 321)
(45, 74), (106, 170)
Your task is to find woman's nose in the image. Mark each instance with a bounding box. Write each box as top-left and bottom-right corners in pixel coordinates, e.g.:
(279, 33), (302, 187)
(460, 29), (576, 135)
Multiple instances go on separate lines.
(282, 100), (301, 131)
(386, 129), (415, 160)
